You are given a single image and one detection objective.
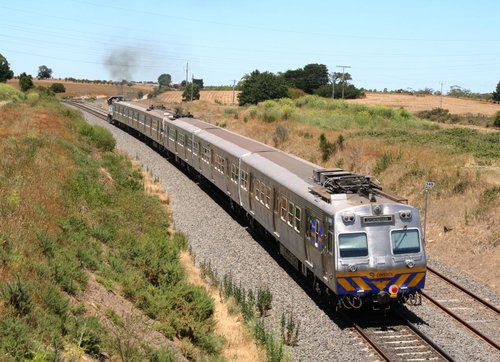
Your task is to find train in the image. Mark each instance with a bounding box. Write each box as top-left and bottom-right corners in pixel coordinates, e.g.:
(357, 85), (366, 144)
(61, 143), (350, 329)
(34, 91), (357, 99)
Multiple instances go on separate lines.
(106, 97), (427, 310)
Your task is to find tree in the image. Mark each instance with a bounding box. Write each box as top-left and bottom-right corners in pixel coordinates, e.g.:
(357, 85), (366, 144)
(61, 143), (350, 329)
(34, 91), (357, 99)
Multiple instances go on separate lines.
(182, 83), (200, 101)
(158, 73), (172, 89)
(282, 64), (329, 94)
(492, 81), (500, 102)
(193, 78), (204, 89)
(0, 53), (14, 83)
(238, 70), (288, 105)
(19, 72), (33, 91)
(50, 83), (66, 93)
(37, 65), (52, 79)
(302, 64), (329, 94)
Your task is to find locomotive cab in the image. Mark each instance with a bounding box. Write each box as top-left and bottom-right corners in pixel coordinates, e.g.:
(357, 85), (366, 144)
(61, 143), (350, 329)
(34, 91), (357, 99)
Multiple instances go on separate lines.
(333, 202), (426, 309)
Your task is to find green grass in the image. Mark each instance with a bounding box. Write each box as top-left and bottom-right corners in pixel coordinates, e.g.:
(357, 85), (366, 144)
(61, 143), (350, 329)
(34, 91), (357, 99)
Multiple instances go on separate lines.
(0, 83), (25, 102)
(356, 128), (500, 159)
(0, 95), (222, 360)
(251, 95), (437, 131)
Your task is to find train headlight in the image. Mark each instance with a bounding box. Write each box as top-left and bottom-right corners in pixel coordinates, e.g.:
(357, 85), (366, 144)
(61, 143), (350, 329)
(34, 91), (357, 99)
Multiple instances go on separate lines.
(405, 259), (415, 268)
(342, 213), (355, 224)
(399, 210), (412, 220)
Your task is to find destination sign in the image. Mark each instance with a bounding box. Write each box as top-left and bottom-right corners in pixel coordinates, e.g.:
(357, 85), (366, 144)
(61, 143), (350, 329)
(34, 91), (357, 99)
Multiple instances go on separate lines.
(362, 215), (394, 224)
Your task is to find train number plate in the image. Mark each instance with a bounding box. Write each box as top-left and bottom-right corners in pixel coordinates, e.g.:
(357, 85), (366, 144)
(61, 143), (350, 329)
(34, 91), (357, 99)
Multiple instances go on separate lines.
(362, 215), (394, 224)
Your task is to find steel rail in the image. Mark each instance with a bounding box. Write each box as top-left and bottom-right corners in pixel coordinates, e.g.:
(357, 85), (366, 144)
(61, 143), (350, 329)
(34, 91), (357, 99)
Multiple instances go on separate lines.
(421, 290), (500, 351)
(339, 312), (391, 362)
(427, 266), (499, 314)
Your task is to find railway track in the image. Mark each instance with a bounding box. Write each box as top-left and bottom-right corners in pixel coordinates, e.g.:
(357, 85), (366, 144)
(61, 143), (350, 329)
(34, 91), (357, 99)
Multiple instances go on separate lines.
(342, 311), (452, 361)
(67, 100), (499, 361)
(423, 266), (500, 351)
(63, 100), (108, 119)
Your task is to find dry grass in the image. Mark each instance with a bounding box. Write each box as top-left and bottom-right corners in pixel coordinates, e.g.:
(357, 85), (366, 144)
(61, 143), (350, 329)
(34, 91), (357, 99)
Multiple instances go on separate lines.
(155, 90), (239, 105)
(348, 92), (500, 116)
(180, 252), (266, 362)
(7, 79), (154, 99)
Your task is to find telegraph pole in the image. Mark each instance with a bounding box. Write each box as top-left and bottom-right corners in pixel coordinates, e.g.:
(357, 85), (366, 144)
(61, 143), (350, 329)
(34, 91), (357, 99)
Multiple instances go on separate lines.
(185, 62), (189, 87)
(231, 80), (237, 105)
(331, 72), (335, 99)
(190, 75), (194, 102)
(336, 65), (351, 99)
(440, 81), (444, 108)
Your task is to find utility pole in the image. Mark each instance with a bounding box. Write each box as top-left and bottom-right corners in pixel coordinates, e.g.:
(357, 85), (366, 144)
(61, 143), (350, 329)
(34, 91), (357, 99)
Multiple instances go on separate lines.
(336, 65), (351, 99)
(231, 80), (237, 105)
(185, 62), (189, 87)
(331, 72), (335, 99)
(190, 75), (194, 102)
(440, 81), (444, 108)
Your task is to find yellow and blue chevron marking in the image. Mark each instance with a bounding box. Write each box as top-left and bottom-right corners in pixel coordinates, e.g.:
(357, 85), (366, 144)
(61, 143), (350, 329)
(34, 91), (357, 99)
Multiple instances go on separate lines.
(336, 268), (426, 295)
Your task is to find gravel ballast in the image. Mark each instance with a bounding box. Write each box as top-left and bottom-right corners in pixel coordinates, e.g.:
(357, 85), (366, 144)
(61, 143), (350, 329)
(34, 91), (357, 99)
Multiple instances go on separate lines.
(79, 108), (499, 362)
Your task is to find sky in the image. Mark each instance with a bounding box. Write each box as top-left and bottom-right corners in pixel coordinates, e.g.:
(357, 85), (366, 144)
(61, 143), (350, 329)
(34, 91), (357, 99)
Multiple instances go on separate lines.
(1, 0), (499, 93)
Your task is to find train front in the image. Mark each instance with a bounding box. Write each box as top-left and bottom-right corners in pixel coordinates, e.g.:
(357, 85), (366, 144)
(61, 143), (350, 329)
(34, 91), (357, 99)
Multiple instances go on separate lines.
(334, 202), (426, 310)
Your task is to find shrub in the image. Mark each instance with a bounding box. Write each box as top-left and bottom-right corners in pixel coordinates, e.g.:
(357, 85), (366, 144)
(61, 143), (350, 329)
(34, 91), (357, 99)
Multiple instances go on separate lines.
(18, 72), (33, 92)
(319, 133), (335, 161)
(79, 123), (116, 151)
(1, 276), (32, 316)
(494, 111), (500, 127)
(272, 124), (289, 146)
(50, 83), (66, 93)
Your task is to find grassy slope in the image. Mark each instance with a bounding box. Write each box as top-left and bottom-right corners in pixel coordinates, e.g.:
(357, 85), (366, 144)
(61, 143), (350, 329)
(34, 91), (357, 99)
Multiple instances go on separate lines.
(144, 94), (500, 293)
(0, 86), (224, 360)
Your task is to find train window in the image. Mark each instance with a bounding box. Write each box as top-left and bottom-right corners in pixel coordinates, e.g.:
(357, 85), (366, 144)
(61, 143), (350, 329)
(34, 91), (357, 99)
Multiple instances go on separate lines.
(338, 233), (368, 258)
(280, 195), (288, 221)
(186, 137), (192, 152)
(260, 183), (266, 204)
(193, 141), (199, 156)
(202, 147), (211, 164)
(309, 218), (324, 248)
(240, 171), (248, 190)
(214, 154), (225, 174)
(287, 201), (294, 226)
(169, 128), (176, 141)
(391, 229), (420, 255)
(139, 113), (145, 123)
(294, 206), (301, 232)
(178, 133), (185, 146)
(230, 164), (238, 183)
(265, 186), (271, 209)
(327, 231), (334, 254)
(254, 179), (260, 201)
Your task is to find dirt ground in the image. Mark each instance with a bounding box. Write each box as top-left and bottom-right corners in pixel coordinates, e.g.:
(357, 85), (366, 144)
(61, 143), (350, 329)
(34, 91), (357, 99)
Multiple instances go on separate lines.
(348, 92), (500, 116)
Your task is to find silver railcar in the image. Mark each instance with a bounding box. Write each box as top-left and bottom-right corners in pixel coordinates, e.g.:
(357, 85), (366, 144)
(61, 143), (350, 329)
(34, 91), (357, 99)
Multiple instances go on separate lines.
(108, 99), (426, 310)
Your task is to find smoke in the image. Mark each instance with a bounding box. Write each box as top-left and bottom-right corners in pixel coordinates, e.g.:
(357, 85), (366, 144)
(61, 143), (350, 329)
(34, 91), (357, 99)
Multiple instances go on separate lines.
(104, 48), (141, 82)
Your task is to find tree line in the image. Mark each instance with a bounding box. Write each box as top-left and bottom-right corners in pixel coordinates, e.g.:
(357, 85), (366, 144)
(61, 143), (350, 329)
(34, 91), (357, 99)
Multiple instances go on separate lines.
(238, 64), (364, 105)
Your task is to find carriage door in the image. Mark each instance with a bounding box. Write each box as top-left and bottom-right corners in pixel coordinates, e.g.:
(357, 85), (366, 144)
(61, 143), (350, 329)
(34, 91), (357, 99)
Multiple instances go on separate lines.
(321, 225), (335, 285)
(305, 211), (324, 271)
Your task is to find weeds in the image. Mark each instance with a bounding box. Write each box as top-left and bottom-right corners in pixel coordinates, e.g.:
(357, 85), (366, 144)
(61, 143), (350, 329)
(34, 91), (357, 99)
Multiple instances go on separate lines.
(1, 275), (32, 316)
(199, 258), (293, 361)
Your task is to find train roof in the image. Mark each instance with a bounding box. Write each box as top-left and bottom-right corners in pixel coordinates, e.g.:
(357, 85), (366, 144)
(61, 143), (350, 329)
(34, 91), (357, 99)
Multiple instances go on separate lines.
(178, 117), (317, 182)
(120, 101), (406, 206)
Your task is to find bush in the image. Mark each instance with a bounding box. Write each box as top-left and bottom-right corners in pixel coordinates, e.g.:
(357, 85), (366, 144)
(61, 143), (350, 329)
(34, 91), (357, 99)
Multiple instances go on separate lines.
(18, 72), (33, 92)
(50, 83), (66, 93)
(79, 123), (116, 151)
(272, 124), (289, 146)
(1, 276), (32, 316)
(494, 111), (500, 127)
